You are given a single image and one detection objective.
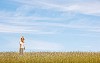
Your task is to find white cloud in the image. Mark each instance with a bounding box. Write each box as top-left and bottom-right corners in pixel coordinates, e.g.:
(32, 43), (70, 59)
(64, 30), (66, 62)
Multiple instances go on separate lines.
(1, 16), (100, 34)
(0, 23), (56, 34)
(87, 28), (100, 33)
(11, 0), (100, 16)
(1, 0), (100, 34)
(67, 2), (100, 16)
(0, 9), (62, 34)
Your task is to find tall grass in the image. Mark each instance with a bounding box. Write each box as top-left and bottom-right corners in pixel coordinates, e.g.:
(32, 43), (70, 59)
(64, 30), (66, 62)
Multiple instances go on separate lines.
(0, 52), (100, 63)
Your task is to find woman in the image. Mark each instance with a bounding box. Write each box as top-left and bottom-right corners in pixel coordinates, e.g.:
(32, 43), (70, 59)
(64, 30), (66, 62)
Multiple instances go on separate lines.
(19, 36), (25, 55)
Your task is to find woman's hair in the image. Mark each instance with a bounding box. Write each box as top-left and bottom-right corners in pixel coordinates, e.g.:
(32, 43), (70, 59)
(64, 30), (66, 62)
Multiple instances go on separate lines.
(21, 36), (24, 43)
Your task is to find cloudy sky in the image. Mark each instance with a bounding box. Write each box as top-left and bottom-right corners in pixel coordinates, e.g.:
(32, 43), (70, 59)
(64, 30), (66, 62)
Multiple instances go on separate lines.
(0, 0), (100, 52)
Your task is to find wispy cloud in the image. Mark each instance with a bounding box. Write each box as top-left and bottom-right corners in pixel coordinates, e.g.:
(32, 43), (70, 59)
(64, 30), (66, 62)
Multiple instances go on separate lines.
(11, 0), (100, 16)
(0, 9), (62, 34)
(0, 23), (57, 34)
(1, 14), (100, 34)
(0, 0), (100, 34)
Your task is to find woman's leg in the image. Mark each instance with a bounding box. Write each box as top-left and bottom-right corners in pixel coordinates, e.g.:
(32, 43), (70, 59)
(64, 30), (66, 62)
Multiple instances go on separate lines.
(19, 48), (24, 55)
(19, 48), (21, 55)
(22, 48), (24, 55)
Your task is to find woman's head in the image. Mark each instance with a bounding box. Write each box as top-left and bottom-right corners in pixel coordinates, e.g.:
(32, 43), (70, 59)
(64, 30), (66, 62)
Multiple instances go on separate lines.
(21, 36), (24, 43)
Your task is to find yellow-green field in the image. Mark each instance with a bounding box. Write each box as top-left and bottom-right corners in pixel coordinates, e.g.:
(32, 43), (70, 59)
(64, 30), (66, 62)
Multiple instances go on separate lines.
(0, 52), (100, 63)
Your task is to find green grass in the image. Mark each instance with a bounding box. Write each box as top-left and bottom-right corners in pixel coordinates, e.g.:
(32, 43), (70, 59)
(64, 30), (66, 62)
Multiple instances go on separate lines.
(0, 52), (100, 63)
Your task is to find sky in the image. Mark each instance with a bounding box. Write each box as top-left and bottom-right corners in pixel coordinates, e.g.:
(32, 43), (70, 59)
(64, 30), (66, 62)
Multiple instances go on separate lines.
(0, 0), (100, 52)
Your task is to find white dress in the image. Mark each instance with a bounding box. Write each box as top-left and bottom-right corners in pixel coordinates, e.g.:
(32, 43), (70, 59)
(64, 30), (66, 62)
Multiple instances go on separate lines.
(20, 42), (24, 48)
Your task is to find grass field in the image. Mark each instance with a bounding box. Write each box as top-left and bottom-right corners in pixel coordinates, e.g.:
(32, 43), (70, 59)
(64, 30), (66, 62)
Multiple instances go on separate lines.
(0, 52), (100, 63)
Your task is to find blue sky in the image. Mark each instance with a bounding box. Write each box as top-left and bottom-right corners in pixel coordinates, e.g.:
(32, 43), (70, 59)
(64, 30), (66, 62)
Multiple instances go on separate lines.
(0, 0), (100, 52)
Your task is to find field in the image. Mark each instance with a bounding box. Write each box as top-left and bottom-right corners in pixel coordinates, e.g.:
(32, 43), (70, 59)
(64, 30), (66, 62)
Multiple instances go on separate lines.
(0, 52), (100, 63)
